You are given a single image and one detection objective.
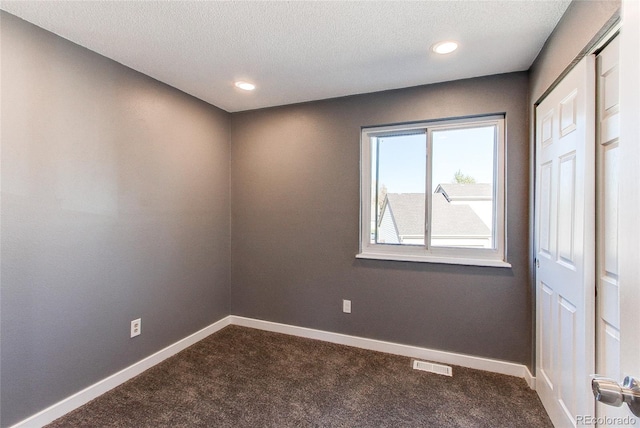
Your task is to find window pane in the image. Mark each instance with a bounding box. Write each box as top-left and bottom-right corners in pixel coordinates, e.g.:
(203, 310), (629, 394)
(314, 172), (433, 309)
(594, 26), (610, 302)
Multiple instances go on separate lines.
(371, 133), (426, 245)
(430, 126), (495, 249)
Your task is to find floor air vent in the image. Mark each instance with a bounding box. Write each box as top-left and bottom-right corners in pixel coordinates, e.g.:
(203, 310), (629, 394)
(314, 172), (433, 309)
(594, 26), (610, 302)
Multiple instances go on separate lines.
(412, 359), (453, 376)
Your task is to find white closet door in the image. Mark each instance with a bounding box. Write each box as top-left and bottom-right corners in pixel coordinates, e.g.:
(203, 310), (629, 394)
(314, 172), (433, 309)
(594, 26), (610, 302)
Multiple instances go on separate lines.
(535, 56), (596, 427)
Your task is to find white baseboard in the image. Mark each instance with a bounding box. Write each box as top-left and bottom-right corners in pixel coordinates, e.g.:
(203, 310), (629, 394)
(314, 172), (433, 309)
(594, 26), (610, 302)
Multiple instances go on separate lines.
(231, 316), (536, 387)
(524, 366), (536, 389)
(10, 316), (233, 428)
(11, 315), (536, 428)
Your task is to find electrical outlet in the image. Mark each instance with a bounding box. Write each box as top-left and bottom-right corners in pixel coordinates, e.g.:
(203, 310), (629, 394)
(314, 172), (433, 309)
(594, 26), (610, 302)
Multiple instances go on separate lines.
(131, 318), (141, 338)
(343, 299), (351, 314)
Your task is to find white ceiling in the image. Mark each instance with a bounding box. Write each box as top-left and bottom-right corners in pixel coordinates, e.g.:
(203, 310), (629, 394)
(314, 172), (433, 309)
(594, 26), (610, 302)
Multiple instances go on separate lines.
(1, 1), (571, 112)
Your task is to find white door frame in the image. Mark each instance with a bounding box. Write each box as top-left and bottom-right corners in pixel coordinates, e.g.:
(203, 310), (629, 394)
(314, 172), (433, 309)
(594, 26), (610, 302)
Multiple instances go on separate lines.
(618, 0), (640, 423)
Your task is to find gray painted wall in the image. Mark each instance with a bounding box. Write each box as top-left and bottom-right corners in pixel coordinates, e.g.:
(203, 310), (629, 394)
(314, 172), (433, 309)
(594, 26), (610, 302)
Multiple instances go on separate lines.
(1, 1), (624, 426)
(0, 13), (231, 427)
(530, 0), (620, 103)
(231, 73), (531, 367)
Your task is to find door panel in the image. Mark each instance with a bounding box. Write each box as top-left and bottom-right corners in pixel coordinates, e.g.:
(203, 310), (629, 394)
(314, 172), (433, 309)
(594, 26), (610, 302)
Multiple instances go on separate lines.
(595, 35), (626, 423)
(540, 282), (554, 387)
(558, 296), (578, 418)
(536, 55), (596, 427)
(618, 0), (640, 423)
(558, 152), (577, 263)
(539, 162), (553, 255)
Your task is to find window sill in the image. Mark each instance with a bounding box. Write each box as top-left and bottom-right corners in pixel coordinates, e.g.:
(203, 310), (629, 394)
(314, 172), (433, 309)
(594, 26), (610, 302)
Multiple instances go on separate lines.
(356, 252), (512, 268)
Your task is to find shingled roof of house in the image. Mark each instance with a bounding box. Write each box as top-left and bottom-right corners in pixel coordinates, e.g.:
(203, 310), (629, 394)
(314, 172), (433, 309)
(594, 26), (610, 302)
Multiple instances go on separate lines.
(383, 193), (490, 237)
(434, 183), (492, 201)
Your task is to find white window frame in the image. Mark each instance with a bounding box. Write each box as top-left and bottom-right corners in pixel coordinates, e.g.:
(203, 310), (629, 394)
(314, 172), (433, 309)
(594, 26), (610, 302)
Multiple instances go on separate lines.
(358, 115), (511, 268)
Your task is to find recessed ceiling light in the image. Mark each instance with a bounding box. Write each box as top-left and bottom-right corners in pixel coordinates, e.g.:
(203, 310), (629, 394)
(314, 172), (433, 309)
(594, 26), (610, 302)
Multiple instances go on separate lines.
(235, 81), (256, 91)
(432, 41), (458, 55)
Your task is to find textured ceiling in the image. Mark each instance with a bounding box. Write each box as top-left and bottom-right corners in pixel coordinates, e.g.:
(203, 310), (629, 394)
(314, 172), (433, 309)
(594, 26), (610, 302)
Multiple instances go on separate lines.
(0, 1), (571, 112)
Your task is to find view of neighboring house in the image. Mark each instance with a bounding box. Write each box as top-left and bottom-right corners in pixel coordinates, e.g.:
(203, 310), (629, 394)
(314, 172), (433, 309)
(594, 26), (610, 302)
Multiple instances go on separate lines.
(434, 183), (493, 231)
(377, 193), (427, 245)
(377, 186), (492, 248)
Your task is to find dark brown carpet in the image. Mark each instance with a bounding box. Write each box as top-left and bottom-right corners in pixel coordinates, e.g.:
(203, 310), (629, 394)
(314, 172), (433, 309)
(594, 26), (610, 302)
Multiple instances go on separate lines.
(47, 325), (552, 427)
